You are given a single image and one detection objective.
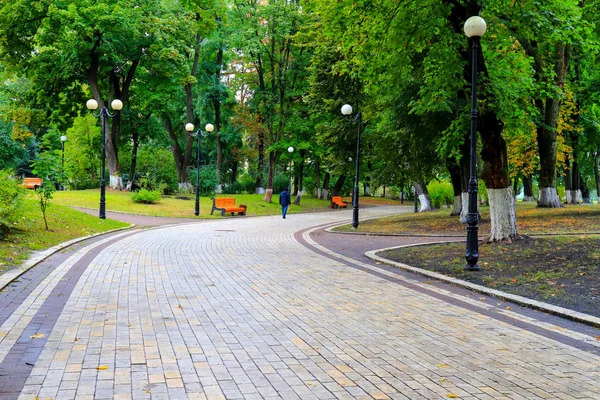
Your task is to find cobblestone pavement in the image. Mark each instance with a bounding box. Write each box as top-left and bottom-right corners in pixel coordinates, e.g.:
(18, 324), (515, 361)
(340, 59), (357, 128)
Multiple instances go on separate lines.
(1, 206), (599, 399)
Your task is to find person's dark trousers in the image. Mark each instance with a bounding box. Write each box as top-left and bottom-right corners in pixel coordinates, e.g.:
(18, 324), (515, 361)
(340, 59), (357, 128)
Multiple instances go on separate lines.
(282, 205), (288, 218)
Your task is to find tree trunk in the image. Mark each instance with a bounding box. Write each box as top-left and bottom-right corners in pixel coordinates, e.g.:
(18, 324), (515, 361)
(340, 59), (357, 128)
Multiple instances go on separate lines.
(537, 44), (570, 208)
(255, 125), (265, 194)
(595, 150), (600, 204)
(331, 175), (346, 196)
(487, 188), (518, 243)
(162, 114), (187, 186)
(320, 172), (330, 200)
(315, 160), (321, 198)
(523, 175), (535, 201)
(580, 174), (590, 203)
(262, 151), (276, 202)
(214, 46), (224, 191)
(414, 181), (434, 212)
(125, 129), (140, 191)
(231, 146), (239, 185)
(447, 157), (462, 216)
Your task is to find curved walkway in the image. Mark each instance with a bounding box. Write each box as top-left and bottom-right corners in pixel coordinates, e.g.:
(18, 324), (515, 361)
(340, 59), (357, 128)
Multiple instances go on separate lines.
(0, 206), (598, 399)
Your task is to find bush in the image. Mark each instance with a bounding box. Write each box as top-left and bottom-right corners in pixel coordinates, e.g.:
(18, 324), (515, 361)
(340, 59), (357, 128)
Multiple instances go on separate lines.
(136, 147), (179, 194)
(427, 181), (454, 209)
(273, 174), (290, 193)
(188, 165), (219, 196)
(0, 170), (24, 237)
(131, 189), (162, 204)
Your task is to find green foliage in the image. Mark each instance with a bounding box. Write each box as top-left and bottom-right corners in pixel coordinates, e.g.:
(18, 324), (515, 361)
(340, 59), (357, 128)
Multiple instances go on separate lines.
(64, 115), (101, 190)
(273, 174), (290, 194)
(0, 121), (29, 171)
(31, 149), (61, 230)
(187, 165), (219, 196)
(0, 170), (24, 237)
(131, 189), (162, 204)
(136, 147), (179, 194)
(222, 173), (256, 194)
(427, 181), (453, 209)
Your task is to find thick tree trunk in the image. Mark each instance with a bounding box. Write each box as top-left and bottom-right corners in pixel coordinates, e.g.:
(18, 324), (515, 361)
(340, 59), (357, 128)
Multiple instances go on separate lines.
(231, 147), (239, 186)
(537, 44), (570, 208)
(125, 129), (140, 191)
(162, 114), (187, 186)
(523, 175), (535, 201)
(580, 175), (590, 203)
(262, 152), (276, 202)
(332, 175), (346, 196)
(487, 188), (518, 243)
(414, 181), (434, 212)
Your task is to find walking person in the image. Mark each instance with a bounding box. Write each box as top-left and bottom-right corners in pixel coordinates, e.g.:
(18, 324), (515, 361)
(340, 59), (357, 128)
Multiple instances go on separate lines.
(279, 187), (291, 219)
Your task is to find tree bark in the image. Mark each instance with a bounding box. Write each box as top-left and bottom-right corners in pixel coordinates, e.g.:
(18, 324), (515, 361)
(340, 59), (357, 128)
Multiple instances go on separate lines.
(447, 157), (462, 216)
(262, 151), (276, 202)
(125, 128), (139, 191)
(414, 180), (434, 212)
(162, 114), (188, 189)
(523, 175), (535, 201)
(321, 172), (330, 200)
(537, 44), (571, 207)
(214, 46), (224, 190)
(331, 175), (346, 196)
(487, 188), (518, 243)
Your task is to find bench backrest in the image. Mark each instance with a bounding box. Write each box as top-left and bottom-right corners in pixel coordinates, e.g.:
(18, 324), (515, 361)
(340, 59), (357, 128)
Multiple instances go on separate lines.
(215, 197), (236, 207)
(23, 178), (42, 184)
(332, 196), (343, 202)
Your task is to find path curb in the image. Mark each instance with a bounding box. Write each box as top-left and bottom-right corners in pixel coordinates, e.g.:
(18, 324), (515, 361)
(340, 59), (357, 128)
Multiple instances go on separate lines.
(365, 243), (600, 328)
(0, 224), (135, 292)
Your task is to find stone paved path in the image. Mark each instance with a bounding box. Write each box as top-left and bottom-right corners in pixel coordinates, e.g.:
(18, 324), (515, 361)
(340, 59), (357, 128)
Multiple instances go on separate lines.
(1, 206), (599, 399)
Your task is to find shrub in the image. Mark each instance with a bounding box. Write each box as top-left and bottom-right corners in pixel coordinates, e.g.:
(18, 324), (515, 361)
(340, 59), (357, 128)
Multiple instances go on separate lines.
(136, 147), (179, 194)
(131, 189), (162, 204)
(0, 170), (24, 237)
(427, 181), (454, 208)
(188, 165), (219, 196)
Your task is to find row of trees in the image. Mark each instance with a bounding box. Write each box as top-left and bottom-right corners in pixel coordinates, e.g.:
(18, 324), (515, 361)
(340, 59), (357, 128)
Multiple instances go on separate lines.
(0, 0), (599, 243)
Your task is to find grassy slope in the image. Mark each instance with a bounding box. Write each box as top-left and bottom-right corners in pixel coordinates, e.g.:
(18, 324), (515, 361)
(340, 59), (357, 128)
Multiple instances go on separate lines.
(0, 194), (129, 273)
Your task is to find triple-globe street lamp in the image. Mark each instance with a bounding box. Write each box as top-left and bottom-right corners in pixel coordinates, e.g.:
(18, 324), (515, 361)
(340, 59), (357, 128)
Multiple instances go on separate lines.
(341, 104), (362, 229)
(86, 98), (123, 219)
(185, 123), (215, 216)
(464, 16), (487, 271)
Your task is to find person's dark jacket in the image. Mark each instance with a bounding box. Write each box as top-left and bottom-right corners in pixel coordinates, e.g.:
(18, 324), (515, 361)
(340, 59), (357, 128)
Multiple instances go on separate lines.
(279, 189), (291, 206)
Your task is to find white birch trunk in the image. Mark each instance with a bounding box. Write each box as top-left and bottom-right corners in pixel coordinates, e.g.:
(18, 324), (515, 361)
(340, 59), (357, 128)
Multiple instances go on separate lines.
(316, 188), (322, 199)
(320, 189), (329, 200)
(215, 184), (223, 194)
(538, 187), (563, 208)
(487, 187), (518, 243)
(256, 186), (265, 194)
(109, 174), (123, 190)
(418, 194), (435, 212)
(364, 184), (370, 196)
(523, 196), (535, 202)
(459, 192), (469, 223)
(450, 195), (462, 216)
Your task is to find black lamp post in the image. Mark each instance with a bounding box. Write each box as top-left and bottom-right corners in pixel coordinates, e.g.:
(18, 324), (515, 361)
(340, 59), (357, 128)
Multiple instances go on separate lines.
(185, 122), (215, 216)
(287, 146), (294, 190)
(60, 135), (67, 190)
(341, 104), (362, 229)
(464, 16), (487, 271)
(86, 98), (123, 219)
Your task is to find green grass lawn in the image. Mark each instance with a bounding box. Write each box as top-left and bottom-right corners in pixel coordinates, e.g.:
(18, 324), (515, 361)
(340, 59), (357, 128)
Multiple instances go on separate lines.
(335, 201), (600, 235)
(0, 195), (129, 273)
(52, 189), (356, 218)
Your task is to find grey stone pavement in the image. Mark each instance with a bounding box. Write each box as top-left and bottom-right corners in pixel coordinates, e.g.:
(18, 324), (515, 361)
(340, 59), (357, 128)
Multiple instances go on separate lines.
(1, 205), (599, 400)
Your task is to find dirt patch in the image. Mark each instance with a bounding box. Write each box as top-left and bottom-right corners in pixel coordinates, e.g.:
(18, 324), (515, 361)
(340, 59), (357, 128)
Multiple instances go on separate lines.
(379, 235), (600, 318)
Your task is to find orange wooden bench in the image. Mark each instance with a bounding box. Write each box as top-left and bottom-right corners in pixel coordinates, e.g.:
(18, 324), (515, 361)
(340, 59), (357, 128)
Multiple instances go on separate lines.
(21, 177), (43, 190)
(331, 196), (348, 209)
(211, 197), (247, 216)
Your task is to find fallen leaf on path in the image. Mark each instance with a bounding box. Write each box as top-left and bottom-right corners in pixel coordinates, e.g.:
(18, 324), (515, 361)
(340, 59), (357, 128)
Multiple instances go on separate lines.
(506, 306), (511, 310)
(447, 394), (457, 398)
(30, 333), (44, 339)
(96, 365), (109, 370)
(594, 336), (600, 341)
(437, 363), (450, 369)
